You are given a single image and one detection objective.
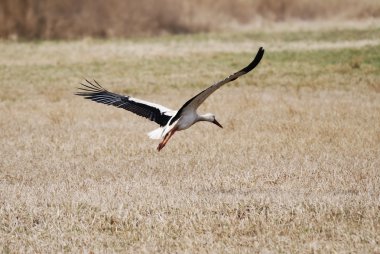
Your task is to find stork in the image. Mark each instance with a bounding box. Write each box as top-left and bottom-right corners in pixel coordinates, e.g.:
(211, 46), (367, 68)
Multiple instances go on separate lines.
(76, 47), (264, 151)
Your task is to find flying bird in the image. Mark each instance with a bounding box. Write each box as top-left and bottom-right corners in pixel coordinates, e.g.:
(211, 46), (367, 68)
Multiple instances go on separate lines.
(76, 47), (264, 151)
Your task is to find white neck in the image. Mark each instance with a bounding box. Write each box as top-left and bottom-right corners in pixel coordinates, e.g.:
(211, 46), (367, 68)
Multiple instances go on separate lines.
(197, 114), (214, 122)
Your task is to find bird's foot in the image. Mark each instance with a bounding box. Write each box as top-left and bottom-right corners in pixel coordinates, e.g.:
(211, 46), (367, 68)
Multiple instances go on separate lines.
(157, 142), (165, 151)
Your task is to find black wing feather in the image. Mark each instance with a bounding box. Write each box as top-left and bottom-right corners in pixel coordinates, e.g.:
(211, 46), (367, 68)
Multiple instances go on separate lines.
(75, 80), (172, 127)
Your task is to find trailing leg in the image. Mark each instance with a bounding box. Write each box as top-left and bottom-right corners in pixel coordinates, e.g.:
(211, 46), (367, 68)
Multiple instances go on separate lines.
(157, 127), (177, 151)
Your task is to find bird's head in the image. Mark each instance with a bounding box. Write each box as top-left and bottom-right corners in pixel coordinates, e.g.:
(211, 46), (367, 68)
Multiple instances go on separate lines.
(203, 113), (223, 128)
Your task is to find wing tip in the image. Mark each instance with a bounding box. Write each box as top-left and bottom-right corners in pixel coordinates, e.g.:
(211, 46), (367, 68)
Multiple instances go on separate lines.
(75, 79), (107, 97)
(240, 47), (265, 74)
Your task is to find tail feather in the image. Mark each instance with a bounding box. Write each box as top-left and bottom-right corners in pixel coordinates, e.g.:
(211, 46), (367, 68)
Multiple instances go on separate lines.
(148, 127), (164, 139)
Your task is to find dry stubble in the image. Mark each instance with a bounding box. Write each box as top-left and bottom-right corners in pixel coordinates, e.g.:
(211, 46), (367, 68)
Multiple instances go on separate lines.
(0, 21), (380, 253)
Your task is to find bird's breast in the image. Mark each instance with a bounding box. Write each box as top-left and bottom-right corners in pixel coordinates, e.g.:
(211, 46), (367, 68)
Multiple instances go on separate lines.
(177, 113), (197, 131)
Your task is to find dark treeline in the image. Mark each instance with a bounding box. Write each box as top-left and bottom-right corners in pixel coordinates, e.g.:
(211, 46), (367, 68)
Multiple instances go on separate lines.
(0, 0), (379, 40)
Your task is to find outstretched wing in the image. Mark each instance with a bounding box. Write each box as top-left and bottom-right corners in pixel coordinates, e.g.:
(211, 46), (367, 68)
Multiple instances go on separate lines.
(169, 47), (264, 125)
(75, 80), (175, 127)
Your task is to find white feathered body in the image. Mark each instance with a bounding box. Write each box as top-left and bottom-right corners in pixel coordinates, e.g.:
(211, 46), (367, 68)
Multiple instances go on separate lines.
(147, 110), (198, 139)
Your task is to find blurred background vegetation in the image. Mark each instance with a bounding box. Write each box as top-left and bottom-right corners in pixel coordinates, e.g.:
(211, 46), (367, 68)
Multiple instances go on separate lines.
(1, 0), (380, 40)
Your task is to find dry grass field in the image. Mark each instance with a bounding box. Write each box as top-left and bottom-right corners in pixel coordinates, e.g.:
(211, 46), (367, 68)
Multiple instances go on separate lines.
(1, 20), (380, 253)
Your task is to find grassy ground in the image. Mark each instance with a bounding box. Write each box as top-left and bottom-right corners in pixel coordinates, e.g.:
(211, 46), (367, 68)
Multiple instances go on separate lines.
(0, 21), (379, 253)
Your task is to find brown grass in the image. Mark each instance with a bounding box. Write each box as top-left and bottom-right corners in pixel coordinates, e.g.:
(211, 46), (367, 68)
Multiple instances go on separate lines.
(1, 0), (380, 39)
(0, 21), (380, 252)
